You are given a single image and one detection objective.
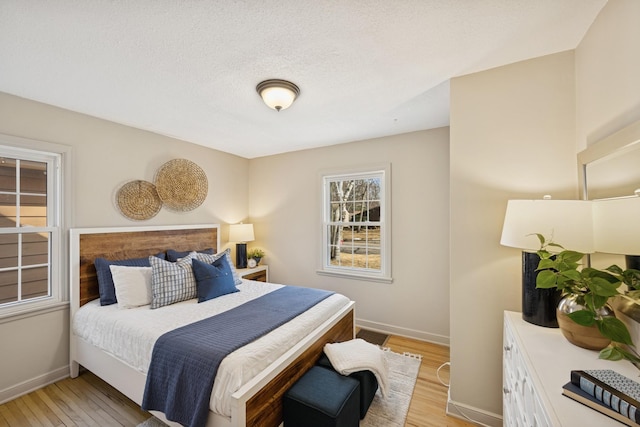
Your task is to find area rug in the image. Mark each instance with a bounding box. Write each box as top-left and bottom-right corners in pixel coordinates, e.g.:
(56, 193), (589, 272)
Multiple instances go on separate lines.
(356, 328), (390, 346)
(362, 348), (422, 427)
(137, 349), (421, 427)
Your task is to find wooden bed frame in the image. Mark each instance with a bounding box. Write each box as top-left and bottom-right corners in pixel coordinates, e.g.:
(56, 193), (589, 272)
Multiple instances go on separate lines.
(69, 224), (355, 427)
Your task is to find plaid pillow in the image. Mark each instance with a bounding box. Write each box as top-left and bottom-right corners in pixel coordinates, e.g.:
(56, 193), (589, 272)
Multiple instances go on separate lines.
(149, 254), (197, 309)
(193, 248), (242, 285)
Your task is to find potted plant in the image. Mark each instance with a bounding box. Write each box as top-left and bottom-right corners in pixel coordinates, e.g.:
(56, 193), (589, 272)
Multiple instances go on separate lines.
(247, 248), (265, 265)
(535, 234), (640, 363)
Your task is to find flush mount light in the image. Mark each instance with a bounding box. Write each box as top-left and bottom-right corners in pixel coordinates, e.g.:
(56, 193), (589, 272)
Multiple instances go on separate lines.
(256, 79), (300, 112)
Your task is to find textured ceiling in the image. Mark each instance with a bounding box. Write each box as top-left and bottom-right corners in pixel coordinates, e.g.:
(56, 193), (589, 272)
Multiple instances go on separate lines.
(0, 1), (607, 159)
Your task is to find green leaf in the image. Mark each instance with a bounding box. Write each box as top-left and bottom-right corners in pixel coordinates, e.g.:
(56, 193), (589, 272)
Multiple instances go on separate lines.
(623, 269), (640, 290)
(567, 310), (595, 326)
(583, 293), (609, 311)
(599, 345), (624, 361)
(597, 317), (633, 345)
(605, 265), (624, 275)
(536, 270), (558, 289)
(556, 260), (580, 272)
(558, 250), (584, 263)
(589, 277), (622, 298)
(598, 345), (640, 363)
(613, 346), (640, 364)
(533, 233), (545, 246)
(559, 269), (581, 282)
(536, 249), (552, 260)
(586, 268), (619, 283)
(536, 258), (556, 271)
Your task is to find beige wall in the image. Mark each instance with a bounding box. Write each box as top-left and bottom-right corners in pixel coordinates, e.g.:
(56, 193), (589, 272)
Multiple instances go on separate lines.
(449, 51), (578, 420)
(449, 0), (640, 422)
(0, 92), (249, 401)
(249, 129), (451, 342)
(575, 0), (640, 149)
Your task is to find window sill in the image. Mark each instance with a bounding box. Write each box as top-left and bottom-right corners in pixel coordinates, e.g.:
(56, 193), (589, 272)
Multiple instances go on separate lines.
(0, 301), (69, 325)
(316, 269), (393, 284)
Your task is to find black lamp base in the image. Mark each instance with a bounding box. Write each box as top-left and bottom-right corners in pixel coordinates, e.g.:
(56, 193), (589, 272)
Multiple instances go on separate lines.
(626, 255), (640, 270)
(236, 243), (247, 269)
(522, 252), (561, 328)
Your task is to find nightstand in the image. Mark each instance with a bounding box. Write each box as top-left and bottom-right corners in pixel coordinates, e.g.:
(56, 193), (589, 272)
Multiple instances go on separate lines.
(237, 265), (268, 282)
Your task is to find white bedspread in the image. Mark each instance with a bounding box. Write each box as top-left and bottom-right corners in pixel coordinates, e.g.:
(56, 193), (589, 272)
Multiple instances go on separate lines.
(72, 280), (350, 417)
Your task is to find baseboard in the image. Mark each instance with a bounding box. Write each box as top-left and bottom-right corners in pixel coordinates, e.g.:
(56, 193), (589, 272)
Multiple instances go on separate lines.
(355, 317), (450, 346)
(0, 366), (69, 405)
(446, 390), (502, 427)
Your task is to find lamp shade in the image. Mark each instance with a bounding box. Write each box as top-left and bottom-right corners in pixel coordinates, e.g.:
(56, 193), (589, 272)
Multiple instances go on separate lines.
(256, 79), (300, 111)
(593, 197), (640, 255)
(500, 199), (595, 253)
(228, 223), (255, 243)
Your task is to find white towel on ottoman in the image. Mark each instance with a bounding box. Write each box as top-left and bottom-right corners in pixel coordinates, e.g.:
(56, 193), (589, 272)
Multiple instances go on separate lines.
(323, 338), (389, 398)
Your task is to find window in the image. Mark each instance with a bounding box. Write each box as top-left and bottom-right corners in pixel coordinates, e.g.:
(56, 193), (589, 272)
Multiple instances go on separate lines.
(0, 141), (64, 318)
(319, 165), (391, 282)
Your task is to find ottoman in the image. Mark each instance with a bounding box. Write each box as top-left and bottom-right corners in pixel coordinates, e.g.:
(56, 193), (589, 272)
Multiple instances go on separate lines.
(317, 353), (378, 419)
(283, 366), (360, 427)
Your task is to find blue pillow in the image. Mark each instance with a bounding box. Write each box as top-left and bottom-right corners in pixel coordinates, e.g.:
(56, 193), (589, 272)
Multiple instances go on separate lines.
(94, 253), (166, 306)
(194, 248), (242, 286)
(166, 248), (214, 262)
(192, 258), (239, 303)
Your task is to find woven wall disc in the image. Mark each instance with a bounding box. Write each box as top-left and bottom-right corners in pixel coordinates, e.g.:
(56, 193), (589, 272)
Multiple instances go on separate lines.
(154, 159), (208, 211)
(116, 180), (162, 220)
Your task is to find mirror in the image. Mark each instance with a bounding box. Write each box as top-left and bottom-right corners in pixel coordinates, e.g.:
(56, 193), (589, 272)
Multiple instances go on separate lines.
(578, 120), (640, 202)
(585, 145), (640, 200)
(578, 120), (640, 328)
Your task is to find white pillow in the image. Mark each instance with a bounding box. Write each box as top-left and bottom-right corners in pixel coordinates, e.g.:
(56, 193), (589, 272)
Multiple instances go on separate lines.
(109, 265), (153, 309)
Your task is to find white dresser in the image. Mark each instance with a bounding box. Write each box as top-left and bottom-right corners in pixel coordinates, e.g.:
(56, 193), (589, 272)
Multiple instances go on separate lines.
(503, 311), (640, 426)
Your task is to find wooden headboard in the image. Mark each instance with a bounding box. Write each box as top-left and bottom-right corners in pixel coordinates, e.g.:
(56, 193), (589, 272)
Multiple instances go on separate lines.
(70, 224), (220, 308)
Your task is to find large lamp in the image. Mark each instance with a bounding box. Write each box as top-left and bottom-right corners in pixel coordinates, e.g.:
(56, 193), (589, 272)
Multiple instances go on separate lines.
(501, 199), (594, 327)
(593, 193), (640, 269)
(256, 79), (300, 111)
(229, 223), (255, 269)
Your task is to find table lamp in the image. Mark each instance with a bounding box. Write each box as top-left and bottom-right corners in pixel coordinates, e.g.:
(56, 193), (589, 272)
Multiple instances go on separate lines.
(500, 198), (594, 327)
(229, 223), (255, 269)
(593, 193), (640, 269)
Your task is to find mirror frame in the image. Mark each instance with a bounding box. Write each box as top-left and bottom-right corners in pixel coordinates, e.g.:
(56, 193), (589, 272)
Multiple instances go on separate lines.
(577, 120), (640, 201)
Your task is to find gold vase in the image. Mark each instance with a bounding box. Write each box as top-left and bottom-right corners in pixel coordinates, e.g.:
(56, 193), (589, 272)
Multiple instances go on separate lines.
(556, 295), (613, 351)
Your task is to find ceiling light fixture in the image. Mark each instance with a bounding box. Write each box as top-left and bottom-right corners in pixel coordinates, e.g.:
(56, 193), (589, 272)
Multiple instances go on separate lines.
(256, 79), (300, 112)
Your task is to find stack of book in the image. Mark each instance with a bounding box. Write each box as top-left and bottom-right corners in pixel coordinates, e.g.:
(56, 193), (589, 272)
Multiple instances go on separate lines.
(563, 369), (640, 426)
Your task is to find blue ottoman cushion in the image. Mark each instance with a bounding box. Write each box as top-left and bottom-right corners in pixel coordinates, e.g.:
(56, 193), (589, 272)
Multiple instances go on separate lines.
(284, 366), (360, 427)
(317, 352), (378, 419)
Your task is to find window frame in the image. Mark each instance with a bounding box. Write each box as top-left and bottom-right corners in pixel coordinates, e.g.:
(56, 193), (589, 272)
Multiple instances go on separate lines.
(0, 135), (70, 321)
(317, 163), (392, 283)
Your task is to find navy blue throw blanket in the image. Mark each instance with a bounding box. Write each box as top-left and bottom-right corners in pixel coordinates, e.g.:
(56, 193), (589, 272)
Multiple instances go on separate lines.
(142, 286), (334, 427)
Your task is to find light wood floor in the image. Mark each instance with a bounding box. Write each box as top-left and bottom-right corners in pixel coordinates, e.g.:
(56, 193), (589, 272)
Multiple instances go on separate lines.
(384, 335), (478, 427)
(0, 336), (478, 427)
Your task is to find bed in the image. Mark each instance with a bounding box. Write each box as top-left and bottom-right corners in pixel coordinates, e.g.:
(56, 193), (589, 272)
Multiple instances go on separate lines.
(69, 224), (355, 427)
